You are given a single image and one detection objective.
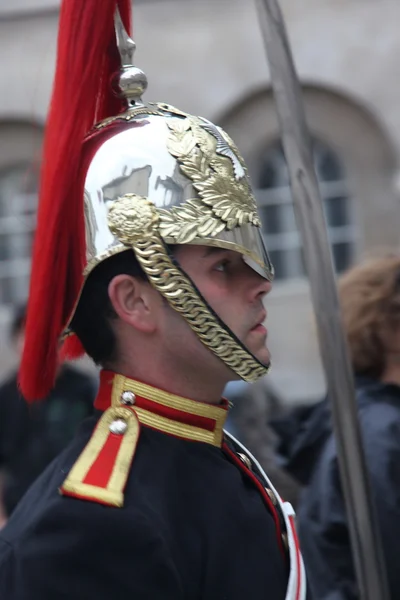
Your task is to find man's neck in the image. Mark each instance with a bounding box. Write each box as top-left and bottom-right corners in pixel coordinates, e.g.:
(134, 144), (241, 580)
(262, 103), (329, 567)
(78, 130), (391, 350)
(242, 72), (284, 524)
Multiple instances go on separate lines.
(107, 361), (227, 406)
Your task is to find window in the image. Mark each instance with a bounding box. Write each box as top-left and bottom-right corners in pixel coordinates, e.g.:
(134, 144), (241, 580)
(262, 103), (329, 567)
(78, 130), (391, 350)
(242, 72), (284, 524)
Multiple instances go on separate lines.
(0, 164), (38, 305)
(256, 139), (355, 280)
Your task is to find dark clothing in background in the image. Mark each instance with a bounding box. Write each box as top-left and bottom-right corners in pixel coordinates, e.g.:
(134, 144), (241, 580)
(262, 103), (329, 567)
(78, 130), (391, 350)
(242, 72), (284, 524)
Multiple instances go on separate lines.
(0, 365), (96, 515)
(296, 377), (400, 600)
(0, 413), (289, 599)
(271, 397), (330, 487)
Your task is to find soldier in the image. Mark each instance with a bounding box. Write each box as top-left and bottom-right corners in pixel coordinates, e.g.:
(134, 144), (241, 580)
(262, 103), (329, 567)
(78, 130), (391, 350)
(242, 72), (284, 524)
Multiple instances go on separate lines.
(0, 1), (305, 598)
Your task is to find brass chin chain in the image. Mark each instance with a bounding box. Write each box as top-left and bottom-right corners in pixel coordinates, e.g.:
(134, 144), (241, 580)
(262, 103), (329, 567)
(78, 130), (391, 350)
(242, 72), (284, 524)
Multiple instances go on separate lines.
(108, 194), (269, 383)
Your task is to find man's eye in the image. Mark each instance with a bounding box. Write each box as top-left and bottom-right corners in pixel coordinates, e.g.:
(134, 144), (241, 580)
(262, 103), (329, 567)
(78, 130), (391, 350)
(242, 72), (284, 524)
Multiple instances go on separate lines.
(214, 260), (229, 272)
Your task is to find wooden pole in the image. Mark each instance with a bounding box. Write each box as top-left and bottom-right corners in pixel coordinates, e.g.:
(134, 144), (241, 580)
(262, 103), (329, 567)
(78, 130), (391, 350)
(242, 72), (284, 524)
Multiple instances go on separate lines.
(255, 1), (390, 598)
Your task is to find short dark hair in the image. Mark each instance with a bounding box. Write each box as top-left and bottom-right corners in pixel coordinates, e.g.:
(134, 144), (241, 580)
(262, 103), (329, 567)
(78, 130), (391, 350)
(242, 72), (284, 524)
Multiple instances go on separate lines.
(71, 250), (147, 365)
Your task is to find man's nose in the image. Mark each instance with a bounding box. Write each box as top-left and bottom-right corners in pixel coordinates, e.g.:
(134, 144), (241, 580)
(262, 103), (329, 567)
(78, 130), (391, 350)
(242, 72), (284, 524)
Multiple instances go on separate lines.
(248, 270), (272, 300)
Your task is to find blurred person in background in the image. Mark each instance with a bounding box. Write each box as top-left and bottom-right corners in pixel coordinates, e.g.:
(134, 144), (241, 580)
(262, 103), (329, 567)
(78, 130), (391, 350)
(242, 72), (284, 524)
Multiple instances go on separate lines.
(290, 254), (400, 599)
(0, 303), (96, 525)
(269, 395), (330, 497)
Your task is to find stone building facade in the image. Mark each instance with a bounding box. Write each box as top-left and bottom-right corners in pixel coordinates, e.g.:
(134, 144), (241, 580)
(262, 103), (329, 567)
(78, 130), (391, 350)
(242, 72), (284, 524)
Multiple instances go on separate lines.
(0, 0), (399, 402)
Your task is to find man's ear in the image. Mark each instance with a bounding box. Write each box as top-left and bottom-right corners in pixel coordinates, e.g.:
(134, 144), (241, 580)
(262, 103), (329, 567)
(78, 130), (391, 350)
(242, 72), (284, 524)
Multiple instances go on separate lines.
(108, 274), (158, 333)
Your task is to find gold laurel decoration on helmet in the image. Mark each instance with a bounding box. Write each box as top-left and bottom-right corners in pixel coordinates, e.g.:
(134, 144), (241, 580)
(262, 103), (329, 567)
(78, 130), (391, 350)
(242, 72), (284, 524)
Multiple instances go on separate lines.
(108, 194), (268, 383)
(158, 198), (226, 245)
(215, 125), (250, 177)
(157, 117), (261, 244)
(108, 193), (159, 243)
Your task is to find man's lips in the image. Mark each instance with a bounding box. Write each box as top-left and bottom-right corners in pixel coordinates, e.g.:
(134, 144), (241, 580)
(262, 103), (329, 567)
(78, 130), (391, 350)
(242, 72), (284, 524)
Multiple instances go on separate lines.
(250, 312), (267, 332)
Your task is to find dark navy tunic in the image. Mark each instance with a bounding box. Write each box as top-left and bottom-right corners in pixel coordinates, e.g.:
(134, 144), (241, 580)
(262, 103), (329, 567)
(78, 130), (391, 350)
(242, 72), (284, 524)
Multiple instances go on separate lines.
(0, 412), (288, 599)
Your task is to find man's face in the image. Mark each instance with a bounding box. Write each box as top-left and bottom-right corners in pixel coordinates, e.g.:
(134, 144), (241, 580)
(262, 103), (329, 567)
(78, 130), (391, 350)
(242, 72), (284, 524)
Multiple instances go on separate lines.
(165, 245), (272, 378)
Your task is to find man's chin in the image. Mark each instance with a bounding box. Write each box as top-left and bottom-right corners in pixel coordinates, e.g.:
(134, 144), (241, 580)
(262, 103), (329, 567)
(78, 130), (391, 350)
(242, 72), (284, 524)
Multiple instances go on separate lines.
(258, 352), (271, 367)
(225, 345), (270, 382)
(237, 333), (270, 366)
(251, 345), (271, 367)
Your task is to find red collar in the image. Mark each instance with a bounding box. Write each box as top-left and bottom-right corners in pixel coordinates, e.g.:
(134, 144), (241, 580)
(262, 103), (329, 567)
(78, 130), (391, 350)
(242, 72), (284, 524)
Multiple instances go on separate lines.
(94, 370), (229, 447)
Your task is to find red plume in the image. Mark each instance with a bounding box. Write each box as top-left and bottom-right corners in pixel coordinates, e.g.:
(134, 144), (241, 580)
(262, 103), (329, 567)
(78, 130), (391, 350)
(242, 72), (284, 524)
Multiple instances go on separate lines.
(19, 0), (132, 401)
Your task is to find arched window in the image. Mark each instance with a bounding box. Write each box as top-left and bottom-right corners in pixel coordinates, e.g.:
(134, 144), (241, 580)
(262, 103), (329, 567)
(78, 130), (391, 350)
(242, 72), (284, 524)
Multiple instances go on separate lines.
(256, 139), (355, 280)
(0, 163), (38, 304)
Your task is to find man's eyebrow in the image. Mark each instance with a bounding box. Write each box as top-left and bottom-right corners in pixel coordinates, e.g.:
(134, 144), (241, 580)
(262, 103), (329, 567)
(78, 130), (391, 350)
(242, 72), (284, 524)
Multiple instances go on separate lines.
(202, 247), (227, 258)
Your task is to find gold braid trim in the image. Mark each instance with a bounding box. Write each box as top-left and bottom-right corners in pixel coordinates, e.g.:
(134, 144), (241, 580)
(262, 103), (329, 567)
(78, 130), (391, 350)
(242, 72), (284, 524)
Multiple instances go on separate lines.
(108, 195), (268, 383)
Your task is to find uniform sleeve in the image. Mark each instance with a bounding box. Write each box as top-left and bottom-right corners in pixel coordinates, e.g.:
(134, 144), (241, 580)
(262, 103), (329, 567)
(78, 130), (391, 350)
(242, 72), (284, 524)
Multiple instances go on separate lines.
(0, 497), (184, 599)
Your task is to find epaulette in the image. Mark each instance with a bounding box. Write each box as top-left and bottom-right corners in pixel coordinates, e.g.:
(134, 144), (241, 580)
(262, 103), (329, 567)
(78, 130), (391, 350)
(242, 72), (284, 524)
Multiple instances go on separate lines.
(60, 406), (140, 507)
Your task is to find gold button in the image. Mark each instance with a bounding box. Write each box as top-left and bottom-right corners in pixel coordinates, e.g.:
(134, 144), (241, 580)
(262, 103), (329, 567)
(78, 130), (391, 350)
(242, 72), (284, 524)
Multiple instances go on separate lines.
(265, 487), (277, 505)
(237, 453), (252, 470)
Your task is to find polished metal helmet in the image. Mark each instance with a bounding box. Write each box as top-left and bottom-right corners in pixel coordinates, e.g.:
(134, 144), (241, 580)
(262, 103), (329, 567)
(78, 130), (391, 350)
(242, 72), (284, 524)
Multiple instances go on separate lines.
(84, 106), (273, 283)
(68, 12), (274, 383)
